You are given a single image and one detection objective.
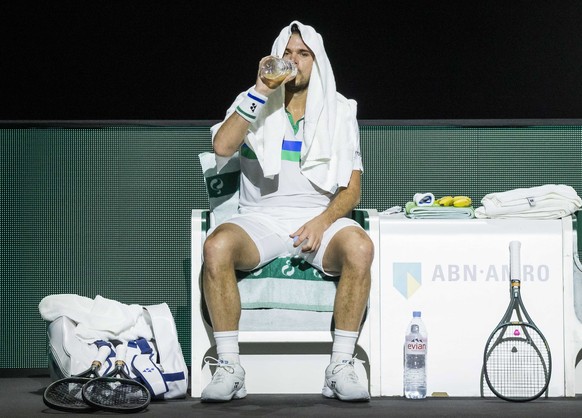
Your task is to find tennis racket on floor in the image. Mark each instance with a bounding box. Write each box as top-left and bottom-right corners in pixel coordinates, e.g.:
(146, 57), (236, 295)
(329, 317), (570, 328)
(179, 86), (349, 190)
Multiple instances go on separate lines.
(482, 240), (551, 402)
(82, 343), (151, 413)
(43, 344), (111, 412)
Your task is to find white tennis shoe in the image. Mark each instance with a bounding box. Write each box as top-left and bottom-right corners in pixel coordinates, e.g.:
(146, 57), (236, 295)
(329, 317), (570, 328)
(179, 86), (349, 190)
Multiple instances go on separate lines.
(201, 357), (247, 402)
(322, 358), (370, 402)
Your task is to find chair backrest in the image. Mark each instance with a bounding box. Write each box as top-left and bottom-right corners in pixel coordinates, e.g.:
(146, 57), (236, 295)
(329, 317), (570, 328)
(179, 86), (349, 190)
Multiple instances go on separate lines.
(199, 151), (240, 225)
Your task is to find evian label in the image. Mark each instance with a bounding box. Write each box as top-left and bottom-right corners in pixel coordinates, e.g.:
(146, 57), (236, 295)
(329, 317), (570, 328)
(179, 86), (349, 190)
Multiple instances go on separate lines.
(405, 337), (427, 354)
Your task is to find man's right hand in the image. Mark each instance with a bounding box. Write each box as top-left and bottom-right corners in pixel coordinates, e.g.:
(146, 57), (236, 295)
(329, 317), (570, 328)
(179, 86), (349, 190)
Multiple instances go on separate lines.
(255, 55), (296, 94)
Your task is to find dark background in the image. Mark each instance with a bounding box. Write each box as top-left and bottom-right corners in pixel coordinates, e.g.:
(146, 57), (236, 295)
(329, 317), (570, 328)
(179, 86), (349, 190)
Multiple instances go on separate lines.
(2, 1), (582, 121)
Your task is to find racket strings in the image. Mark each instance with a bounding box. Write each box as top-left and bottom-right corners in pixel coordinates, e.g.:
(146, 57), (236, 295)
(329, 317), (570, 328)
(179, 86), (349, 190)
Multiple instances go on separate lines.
(44, 378), (92, 410)
(83, 378), (150, 409)
(485, 325), (550, 399)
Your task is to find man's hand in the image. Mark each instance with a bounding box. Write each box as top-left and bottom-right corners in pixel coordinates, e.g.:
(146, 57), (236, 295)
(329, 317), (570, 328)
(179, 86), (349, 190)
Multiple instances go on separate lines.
(255, 55), (296, 94)
(289, 171), (362, 255)
(290, 215), (332, 254)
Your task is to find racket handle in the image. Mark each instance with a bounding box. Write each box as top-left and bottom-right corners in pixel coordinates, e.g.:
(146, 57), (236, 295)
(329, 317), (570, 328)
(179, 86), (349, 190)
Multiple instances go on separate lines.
(93, 345), (112, 367)
(114, 343), (128, 365)
(509, 240), (521, 281)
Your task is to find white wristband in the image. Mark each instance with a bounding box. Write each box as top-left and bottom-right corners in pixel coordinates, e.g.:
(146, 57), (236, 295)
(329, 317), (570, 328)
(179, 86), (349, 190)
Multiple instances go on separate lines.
(235, 88), (267, 123)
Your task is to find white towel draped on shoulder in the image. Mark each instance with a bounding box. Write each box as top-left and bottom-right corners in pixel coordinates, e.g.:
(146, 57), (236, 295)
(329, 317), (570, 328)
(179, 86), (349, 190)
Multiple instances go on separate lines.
(475, 184), (582, 219)
(211, 20), (360, 193)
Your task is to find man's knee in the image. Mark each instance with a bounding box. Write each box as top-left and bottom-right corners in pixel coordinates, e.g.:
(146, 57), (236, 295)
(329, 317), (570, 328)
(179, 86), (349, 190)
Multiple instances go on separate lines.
(203, 224), (260, 271)
(203, 228), (236, 265)
(344, 230), (374, 269)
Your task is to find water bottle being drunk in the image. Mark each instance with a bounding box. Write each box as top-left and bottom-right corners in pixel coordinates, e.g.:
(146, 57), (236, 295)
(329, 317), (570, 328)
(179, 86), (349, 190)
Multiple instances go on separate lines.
(260, 56), (297, 84)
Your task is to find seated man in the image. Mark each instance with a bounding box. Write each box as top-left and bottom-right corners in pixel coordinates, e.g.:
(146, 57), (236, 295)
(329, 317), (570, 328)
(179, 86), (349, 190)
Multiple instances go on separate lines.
(201, 20), (374, 402)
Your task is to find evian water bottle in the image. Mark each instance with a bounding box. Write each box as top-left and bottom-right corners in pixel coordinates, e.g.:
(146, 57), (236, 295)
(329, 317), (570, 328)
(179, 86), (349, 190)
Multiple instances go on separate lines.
(404, 311), (427, 399)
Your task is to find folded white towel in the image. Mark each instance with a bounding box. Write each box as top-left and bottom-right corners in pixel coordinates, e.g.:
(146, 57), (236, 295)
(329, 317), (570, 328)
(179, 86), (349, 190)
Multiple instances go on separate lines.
(475, 184), (582, 219)
(405, 202), (475, 219)
(39, 294), (153, 343)
(211, 21), (360, 193)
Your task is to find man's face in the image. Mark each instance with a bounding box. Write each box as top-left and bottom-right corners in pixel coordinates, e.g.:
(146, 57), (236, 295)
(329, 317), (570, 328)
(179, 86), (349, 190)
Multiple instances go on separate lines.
(282, 33), (314, 92)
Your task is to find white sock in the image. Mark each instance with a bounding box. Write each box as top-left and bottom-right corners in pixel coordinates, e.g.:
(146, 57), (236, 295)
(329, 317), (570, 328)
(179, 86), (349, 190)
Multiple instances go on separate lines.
(214, 330), (240, 364)
(331, 329), (359, 363)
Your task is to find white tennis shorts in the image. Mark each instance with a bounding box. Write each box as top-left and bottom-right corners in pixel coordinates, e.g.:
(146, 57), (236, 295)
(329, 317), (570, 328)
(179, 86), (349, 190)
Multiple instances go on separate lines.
(210, 210), (362, 277)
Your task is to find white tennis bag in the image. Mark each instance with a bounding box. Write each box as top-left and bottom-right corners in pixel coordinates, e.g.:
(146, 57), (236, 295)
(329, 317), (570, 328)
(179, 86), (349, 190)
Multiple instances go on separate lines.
(47, 302), (188, 399)
(48, 316), (110, 379)
(126, 303), (189, 399)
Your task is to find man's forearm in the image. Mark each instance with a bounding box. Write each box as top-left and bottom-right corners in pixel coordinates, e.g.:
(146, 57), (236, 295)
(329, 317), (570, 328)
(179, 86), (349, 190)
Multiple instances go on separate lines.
(317, 170), (362, 228)
(213, 112), (250, 157)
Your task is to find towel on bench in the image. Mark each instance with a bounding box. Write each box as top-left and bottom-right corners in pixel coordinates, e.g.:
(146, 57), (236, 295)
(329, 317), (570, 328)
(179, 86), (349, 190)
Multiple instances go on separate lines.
(475, 184), (582, 219)
(405, 202), (475, 219)
(237, 257), (338, 312)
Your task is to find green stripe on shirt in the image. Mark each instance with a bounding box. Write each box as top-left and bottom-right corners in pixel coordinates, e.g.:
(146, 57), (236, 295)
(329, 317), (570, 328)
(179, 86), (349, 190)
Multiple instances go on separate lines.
(242, 144), (300, 162)
(281, 149), (301, 162)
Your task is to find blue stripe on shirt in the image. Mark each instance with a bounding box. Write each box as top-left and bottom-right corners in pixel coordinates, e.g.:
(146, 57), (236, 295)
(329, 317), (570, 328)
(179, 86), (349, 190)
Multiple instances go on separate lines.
(282, 140), (301, 152)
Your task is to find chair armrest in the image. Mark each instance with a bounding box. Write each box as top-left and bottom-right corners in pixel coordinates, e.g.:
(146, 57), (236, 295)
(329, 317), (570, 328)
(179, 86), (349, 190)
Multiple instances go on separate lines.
(352, 208), (380, 231)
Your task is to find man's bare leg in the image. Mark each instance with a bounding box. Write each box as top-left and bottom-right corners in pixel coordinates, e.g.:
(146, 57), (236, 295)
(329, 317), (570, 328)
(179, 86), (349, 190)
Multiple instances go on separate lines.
(324, 227), (373, 332)
(200, 223), (260, 402)
(321, 226), (374, 401)
(202, 223), (260, 331)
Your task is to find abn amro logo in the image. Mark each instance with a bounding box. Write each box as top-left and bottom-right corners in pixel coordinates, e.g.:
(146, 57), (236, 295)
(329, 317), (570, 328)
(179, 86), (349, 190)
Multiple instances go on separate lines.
(393, 262), (421, 299)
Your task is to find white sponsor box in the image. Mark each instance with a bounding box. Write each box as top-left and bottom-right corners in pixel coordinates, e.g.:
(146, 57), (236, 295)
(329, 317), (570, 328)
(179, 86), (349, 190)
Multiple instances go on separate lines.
(379, 215), (571, 397)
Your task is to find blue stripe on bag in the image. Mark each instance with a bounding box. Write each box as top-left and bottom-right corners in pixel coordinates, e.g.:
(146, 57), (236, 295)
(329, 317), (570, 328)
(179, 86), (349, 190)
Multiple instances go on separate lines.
(163, 371), (186, 382)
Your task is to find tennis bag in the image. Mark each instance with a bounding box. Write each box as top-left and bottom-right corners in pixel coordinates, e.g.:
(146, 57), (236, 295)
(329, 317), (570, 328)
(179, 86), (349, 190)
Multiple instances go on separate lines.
(47, 316), (116, 380)
(47, 302), (188, 399)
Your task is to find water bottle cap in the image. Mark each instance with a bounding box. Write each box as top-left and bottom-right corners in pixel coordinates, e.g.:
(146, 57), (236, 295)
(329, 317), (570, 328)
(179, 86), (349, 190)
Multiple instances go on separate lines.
(413, 311), (421, 317)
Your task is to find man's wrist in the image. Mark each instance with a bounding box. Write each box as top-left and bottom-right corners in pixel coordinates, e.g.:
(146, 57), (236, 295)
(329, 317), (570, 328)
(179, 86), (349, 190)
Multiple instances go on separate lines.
(235, 88), (268, 123)
(253, 84), (273, 97)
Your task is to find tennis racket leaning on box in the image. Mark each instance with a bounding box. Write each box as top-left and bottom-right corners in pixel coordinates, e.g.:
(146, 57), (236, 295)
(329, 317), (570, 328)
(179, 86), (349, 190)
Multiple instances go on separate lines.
(482, 240), (552, 402)
(82, 343), (151, 413)
(43, 344), (111, 412)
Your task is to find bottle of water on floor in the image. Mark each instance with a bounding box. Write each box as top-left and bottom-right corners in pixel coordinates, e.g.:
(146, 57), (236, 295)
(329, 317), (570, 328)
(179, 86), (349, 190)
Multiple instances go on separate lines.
(404, 311), (427, 399)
